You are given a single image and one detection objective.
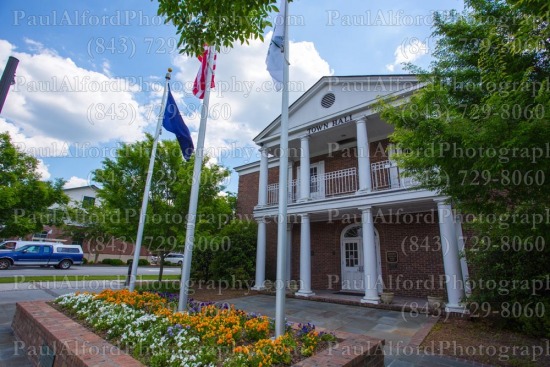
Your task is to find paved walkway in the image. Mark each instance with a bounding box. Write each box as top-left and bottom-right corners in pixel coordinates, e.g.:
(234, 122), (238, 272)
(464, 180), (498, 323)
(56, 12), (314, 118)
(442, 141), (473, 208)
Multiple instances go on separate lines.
(225, 295), (491, 367)
(0, 283), (492, 367)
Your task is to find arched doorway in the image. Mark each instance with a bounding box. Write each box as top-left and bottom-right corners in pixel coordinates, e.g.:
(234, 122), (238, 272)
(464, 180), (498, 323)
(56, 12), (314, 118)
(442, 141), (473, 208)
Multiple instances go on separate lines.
(340, 223), (382, 292)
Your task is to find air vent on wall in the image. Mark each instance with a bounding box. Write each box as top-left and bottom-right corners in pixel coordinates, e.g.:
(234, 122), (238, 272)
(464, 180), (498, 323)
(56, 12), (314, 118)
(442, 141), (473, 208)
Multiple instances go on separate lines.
(321, 93), (335, 108)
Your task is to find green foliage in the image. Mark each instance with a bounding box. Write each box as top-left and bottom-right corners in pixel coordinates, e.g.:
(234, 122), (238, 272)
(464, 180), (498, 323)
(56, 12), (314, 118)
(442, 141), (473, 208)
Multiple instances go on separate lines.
(379, 0), (549, 337)
(62, 203), (123, 264)
(126, 259), (151, 266)
(92, 135), (231, 281)
(101, 258), (125, 266)
(0, 132), (68, 237)
(208, 220), (258, 282)
(156, 0), (288, 56)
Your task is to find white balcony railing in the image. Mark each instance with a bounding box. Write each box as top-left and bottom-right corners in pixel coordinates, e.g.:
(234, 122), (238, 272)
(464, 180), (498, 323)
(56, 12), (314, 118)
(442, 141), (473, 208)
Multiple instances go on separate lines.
(312, 167), (358, 199)
(265, 163), (416, 206)
(371, 160), (418, 191)
(266, 167), (357, 205)
(267, 180), (298, 206)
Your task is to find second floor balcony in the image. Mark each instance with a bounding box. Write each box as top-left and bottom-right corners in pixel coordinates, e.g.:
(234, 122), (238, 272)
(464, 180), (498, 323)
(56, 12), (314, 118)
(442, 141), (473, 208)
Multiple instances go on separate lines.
(265, 160), (417, 206)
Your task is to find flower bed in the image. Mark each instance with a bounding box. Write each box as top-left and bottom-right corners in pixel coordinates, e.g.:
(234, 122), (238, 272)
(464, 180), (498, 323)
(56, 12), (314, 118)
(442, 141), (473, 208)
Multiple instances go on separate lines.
(54, 289), (338, 366)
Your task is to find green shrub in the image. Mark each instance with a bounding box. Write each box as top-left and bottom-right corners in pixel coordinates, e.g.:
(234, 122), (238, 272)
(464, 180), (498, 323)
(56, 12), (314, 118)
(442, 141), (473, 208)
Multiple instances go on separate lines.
(101, 258), (125, 266)
(208, 220), (257, 282)
(126, 259), (150, 266)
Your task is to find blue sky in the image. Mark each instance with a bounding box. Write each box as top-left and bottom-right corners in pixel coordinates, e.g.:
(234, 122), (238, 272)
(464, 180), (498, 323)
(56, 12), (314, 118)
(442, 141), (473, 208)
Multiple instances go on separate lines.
(0, 0), (464, 194)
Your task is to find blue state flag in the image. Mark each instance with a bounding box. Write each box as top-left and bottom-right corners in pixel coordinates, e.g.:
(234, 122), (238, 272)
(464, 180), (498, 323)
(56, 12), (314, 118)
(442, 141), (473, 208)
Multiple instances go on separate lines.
(163, 86), (194, 160)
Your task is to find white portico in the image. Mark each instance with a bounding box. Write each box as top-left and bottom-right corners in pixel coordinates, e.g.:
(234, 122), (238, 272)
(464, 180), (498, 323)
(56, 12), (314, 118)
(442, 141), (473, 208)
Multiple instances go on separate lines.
(238, 75), (469, 313)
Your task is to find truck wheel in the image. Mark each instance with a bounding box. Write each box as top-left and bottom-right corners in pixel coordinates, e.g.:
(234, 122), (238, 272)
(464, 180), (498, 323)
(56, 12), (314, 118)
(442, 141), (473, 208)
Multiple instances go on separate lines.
(0, 259), (10, 270)
(58, 260), (72, 270)
(177, 260), (183, 266)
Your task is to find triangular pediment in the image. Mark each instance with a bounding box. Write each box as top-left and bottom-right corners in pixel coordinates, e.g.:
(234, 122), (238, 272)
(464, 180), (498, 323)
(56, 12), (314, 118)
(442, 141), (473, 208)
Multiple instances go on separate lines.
(255, 75), (420, 144)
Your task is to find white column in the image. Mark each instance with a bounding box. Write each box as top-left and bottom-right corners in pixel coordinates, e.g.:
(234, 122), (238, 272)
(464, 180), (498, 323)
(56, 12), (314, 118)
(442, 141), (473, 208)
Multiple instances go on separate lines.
(286, 224), (292, 284)
(356, 117), (372, 193)
(360, 206), (380, 304)
(299, 136), (311, 202)
(436, 199), (468, 313)
(296, 213), (314, 297)
(257, 147), (269, 207)
(455, 213), (471, 296)
(251, 217), (267, 290)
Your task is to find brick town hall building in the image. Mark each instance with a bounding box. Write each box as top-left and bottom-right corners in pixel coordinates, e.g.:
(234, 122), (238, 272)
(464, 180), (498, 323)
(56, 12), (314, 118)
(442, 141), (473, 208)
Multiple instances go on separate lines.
(235, 75), (470, 313)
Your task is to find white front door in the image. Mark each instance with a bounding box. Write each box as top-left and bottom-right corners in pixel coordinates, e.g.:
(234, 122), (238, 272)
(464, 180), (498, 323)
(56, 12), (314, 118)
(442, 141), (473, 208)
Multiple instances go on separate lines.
(341, 239), (364, 291)
(340, 225), (383, 293)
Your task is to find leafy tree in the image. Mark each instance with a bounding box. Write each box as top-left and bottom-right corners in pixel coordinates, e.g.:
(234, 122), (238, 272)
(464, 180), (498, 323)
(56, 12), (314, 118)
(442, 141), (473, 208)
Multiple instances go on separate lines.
(93, 135), (231, 280)
(191, 192), (235, 280)
(209, 220), (258, 282)
(0, 132), (68, 237)
(380, 0), (549, 336)
(62, 203), (123, 264)
(156, 0), (285, 56)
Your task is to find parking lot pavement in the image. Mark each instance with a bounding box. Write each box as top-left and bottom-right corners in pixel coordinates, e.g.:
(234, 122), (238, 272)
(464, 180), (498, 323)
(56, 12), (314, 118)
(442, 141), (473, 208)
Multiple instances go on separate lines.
(0, 281), (125, 367)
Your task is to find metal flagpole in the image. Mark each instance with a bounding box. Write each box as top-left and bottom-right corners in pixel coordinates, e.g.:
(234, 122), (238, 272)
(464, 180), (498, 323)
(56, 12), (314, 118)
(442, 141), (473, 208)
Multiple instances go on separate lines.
(178, 46), (215, 311)
(128, 69), (171, 292)
(275, 0), (290, 337)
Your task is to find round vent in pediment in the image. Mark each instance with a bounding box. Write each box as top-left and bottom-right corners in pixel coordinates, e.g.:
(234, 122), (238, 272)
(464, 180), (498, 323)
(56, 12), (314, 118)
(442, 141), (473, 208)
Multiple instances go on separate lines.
(321, 93), (335, 108)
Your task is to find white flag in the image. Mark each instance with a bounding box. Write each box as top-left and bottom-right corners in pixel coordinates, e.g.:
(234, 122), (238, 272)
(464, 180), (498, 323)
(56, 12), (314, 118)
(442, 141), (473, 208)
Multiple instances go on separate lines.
(266, 0), (286, 91)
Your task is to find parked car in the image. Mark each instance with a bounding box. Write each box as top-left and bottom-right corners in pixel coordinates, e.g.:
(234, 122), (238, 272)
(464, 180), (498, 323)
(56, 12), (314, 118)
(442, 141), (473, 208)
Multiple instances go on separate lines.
(0, 243), (84, 270)
(164, 253), (184, 265)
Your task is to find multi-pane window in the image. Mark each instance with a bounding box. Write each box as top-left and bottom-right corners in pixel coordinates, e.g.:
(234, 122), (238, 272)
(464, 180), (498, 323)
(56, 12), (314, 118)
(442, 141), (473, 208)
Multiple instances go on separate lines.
(345, 242), (359, 267)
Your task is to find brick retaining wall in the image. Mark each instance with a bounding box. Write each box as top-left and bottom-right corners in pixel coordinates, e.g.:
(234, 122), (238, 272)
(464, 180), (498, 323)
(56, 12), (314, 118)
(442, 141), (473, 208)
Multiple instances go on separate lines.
(12, 301), (144, 367)
(12, 301), (385, 367)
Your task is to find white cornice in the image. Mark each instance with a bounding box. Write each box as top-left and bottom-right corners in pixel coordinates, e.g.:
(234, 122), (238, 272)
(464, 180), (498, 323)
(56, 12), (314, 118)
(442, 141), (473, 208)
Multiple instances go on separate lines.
(254, 75), (421, 145)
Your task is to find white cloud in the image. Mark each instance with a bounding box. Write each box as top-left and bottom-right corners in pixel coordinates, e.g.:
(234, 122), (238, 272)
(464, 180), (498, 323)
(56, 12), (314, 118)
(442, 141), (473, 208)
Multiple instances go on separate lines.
(170, 33), (332, 165)
(23, 38), (48, 54)
(0, 39), (149, 148)
(64, 176), (89, 188)
(0, 117), (69, 157)
(0, 35), (331, 180)
(35, 159), (51, 180)
(385, 39), (429, 72)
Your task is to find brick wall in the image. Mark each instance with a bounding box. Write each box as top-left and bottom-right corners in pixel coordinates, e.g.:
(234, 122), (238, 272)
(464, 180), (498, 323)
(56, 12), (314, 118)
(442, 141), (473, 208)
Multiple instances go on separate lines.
(236, 171), (259, 216)
(376, 211), (447, 298)
(265, 211), (447, 298)
(12, 301), (144, 367)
